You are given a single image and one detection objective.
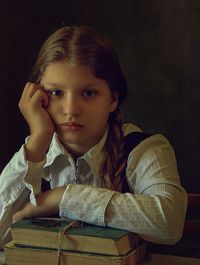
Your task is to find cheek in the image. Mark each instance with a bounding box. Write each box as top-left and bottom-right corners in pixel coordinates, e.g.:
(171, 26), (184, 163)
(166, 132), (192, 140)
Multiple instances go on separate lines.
(92, 107), (111, 124)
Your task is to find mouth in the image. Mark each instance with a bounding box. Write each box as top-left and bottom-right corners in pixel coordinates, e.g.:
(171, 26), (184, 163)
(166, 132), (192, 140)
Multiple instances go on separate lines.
(58, 122), (84, 131)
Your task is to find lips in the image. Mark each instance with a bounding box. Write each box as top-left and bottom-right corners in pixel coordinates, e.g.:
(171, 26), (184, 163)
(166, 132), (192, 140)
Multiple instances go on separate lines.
(59, 122), (84, 131)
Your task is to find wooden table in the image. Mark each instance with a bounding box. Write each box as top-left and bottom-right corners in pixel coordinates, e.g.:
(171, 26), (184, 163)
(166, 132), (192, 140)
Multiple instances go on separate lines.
(141, 253), (200, 265)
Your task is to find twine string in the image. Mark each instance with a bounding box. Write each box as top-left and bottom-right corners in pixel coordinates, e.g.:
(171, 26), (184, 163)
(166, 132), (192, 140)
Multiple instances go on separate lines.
(57, 221), (83, 265)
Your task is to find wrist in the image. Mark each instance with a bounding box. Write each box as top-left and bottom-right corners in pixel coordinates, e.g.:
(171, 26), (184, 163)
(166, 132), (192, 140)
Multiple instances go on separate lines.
(25, 132), (53, 162)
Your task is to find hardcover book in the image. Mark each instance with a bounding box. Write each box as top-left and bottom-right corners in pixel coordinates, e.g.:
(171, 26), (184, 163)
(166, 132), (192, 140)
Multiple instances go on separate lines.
(10, 218), (144, 256)
(4, 240), (147, 265)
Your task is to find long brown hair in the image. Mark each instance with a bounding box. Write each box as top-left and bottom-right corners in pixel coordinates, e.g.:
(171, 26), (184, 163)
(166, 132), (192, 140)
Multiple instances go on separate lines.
(31, 25), (128, 191)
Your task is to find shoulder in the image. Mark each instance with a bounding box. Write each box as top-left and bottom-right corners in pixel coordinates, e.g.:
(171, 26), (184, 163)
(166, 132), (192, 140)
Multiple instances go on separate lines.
(122, 123), (142, 135)
(124, 126), (180, 192)
(123, 123), (171, 150)
(123, 123), (177, 173)
(126, 130), (178, 178)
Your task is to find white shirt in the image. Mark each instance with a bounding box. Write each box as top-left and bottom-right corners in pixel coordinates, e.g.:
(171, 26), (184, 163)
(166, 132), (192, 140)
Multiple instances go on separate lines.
(0, 123), (187, 247)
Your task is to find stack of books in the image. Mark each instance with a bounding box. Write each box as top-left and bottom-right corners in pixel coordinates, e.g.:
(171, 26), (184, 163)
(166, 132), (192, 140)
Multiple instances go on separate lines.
(3, 218), (147, 265)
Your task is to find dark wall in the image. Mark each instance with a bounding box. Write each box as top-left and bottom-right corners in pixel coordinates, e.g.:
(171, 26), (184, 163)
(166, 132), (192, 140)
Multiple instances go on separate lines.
(0, 0), (200, 192)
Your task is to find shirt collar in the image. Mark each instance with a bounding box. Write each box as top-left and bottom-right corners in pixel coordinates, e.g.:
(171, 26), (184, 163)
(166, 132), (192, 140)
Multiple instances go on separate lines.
(45, 133), (66, 167)
(45, 129), (108, 178)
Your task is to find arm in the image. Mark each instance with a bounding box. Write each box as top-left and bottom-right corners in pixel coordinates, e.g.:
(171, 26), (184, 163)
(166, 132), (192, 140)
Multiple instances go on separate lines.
(59, 135), (187, 245)
(104, 135), (188, 244)
(18, 82), (54, 162)
(0, 188), (30, 247)
(0, 146), (47, 247)
(13, 187), (66, 222)
(0, 143), (29, 247)
(0, 82), (54, 246)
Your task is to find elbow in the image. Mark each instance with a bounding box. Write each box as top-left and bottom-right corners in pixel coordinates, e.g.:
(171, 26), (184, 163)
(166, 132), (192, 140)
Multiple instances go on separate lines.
(160, 224), (184, 245)
(140, 221), (184, 246)
(157, 213), (186, 245)
(141, 192), (188, 246)
(162, 191), (188, 245)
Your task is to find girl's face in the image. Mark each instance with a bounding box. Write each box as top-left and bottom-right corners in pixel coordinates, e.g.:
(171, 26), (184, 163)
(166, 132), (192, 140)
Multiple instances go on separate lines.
(41, 60), (118, 157)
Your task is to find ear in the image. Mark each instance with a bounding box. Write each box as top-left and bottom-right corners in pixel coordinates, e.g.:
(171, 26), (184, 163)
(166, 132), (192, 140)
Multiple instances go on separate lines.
(109, 94), (118, 113)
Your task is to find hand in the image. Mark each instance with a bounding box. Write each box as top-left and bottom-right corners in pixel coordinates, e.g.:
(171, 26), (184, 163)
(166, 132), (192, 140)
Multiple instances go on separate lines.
(19, 82), (55, 162)
(19, 82), (55, 137)
(13, 187), (66, 223)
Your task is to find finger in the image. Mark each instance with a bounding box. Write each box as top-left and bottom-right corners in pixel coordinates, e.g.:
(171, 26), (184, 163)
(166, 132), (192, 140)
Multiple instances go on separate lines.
(31, 88), (49, 108)
(40, 88), (49, 108)
(20, 82), (40, 102)
(19, 83), (41, 111)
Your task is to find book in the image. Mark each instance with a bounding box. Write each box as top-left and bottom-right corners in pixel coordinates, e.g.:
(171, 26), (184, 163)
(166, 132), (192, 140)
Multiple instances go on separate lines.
(4, 240), (147, 265)
(10, 218), (144, 256)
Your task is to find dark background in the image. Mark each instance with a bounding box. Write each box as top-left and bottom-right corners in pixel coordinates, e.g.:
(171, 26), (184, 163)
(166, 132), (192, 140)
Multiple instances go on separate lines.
(0, 0), (200, 193)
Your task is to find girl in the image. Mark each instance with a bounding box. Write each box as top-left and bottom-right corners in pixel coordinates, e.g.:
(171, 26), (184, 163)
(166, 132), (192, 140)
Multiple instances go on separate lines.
(0, 26), (187, 247)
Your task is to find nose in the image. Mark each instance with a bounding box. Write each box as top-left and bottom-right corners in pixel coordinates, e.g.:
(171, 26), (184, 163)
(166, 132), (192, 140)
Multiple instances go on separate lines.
(60, 94), (81, 118)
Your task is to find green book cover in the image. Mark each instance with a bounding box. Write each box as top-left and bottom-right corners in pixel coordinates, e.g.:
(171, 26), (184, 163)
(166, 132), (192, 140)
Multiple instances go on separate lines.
(11, 218), (129, 240)
(11, 218), (139, 256)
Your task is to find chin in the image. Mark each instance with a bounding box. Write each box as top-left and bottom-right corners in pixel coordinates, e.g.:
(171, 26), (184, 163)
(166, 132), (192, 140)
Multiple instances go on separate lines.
(58, 134), (81, 145)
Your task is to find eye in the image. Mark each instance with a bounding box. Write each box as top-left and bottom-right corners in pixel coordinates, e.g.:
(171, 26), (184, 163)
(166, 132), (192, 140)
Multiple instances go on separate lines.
(82, 89), (97, 98)
(48, 89), (63, 97)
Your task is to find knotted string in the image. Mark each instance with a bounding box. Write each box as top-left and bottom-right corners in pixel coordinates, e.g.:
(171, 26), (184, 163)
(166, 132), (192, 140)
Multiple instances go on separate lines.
(57, 221), (83, 265)
(55, 220), (146, 265)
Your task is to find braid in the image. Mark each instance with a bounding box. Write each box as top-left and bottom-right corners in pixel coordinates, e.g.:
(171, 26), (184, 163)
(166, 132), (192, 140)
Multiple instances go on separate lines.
(103, 108), (127, 191)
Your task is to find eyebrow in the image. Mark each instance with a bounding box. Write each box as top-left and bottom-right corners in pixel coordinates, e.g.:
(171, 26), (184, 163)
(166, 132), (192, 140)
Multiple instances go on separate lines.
(42, 82), (99, 89)
(41, 82), (64, 89)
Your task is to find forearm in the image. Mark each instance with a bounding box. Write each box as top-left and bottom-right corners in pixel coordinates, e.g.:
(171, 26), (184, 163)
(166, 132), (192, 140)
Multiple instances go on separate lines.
(105, 184), (187, 244)
(13, 187), (66, 222)
(59, 184), (187, 245)
(25, 132), (52, 163)
(0, 140), (45, 198)
(24, 159), (46, 197)
(0, 190), (30, 247)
